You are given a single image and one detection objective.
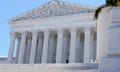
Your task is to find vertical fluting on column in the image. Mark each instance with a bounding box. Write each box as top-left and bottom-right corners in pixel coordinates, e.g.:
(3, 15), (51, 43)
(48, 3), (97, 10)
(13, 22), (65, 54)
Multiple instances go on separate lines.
(90, 31), (94, 63)
(8, 32), (16, 64)
(35, 33), (43, 64)
(41, 31), (50, 63)
(93, 32), (97, 62)
(56, 30), (64, 63)
(84, 27), (91, 63)
(80, 33), (84, 62)
(15, 35), (21, 64)
(76, 31), (81, 63)
(62, 32), (70, 63)
(48, 33), (55, 63)
(69, 29), (77, 63)
(25, 35), (32, 64)
(53, 35), (57, 63)
(90, 31), (97, 63)
(29, 31), (38, 64)
(18, 32), (27, 64)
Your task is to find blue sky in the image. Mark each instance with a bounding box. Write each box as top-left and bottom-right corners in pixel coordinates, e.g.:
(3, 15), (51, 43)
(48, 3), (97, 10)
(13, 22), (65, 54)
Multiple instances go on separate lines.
(0, 0), (105, 56)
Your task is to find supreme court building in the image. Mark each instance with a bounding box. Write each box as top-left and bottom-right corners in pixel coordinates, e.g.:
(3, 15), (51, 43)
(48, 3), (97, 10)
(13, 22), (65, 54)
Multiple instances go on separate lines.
(7, 0), (96, 65)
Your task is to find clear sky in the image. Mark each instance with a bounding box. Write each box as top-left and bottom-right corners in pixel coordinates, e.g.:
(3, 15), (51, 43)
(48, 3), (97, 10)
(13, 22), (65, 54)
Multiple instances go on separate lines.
(0, 0), (105, 56)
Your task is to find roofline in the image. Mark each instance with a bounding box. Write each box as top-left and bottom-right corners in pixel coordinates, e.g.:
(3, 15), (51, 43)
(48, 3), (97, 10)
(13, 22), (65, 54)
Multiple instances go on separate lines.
(8, 0), (96, 23)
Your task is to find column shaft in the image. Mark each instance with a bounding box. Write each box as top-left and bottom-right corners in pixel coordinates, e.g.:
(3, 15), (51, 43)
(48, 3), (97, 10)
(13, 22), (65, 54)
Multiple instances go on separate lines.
(62, 34), (69, 63)
(8, 32), (16, 64)
(29, 31), (38, 64)
(84, 28), (91, 63)
(80, 33), (84, 62)
(69, 29), (77, 63)
(18, 32), (27, 64)
(15, 37), (21, 64)
(25, 36), (32, 64)
(93, 32), (97, 62)
(90, 32), (94, 63)
(56, 30), (64, 63)
(76, 33), (81, 63)
(41, 31), (50, 63)
(36, 35), (43, 63)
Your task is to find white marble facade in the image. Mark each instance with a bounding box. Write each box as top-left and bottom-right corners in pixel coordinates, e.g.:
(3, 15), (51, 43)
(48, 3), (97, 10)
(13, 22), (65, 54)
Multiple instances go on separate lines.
(7, 0), (96, 64)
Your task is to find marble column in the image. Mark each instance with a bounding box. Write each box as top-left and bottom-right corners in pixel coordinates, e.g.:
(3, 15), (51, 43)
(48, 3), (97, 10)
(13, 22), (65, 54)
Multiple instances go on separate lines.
(53, 36), (57, 63)
(76, 32), (81, 63)
(29, 31), (38, 64)
(41, 31), (50, 63)
(69, 29), (77, 63)
(48, 34), (55, 63)
(90, 32), (94, 63)
(56, 30), (64, 63)
(93, 32), (97, 62)
(15, 36), (21, 64)
(25, 36), (32, 64)
(62, 33), (70, 63)
(80, 33), (84, 62)
(18, 32), (27, 64)
(8, 32), (16, 64)
(35, 34), (43, 64)
(84, 28), (91, 63)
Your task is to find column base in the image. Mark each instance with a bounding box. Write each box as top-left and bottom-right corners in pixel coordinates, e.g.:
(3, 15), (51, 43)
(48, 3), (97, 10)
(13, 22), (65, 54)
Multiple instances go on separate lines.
(99, 56), (120, 72)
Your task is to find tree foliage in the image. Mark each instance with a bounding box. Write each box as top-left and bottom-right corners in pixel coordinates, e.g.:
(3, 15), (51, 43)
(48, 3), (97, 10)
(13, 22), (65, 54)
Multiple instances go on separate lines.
(94, 0), (120, 19)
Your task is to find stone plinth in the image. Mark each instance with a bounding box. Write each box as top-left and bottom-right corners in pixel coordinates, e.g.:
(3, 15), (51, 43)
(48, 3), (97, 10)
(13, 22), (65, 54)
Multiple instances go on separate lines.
(108, 7), (120, 55)
(0, 64), (98, 72)
(99, 57), (120, 72)
(109, 25), (120, 55)
(98, 7), (120, 72)
(97, 7), (112, 62)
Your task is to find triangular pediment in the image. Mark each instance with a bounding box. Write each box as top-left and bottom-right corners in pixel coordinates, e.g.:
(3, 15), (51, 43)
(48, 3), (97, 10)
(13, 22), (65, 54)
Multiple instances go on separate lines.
(10, 0), (95, 22)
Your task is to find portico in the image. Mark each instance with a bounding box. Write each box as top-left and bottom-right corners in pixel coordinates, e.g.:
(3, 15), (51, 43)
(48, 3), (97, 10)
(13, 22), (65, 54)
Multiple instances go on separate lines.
(8, 26), (96, 64)
(7, 0), (96, 64)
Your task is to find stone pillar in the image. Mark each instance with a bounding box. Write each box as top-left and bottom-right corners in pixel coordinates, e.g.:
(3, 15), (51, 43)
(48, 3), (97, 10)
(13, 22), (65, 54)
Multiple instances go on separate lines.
(69, 29), (77, 63)
(18, 32), (27, 64)
(62, 33), (70, 63)
(25, 36), (32, 64)
(8, 32), (16, 64)
(76, 32), (81, 63)
(56, 30), (64, 63)
(93, 32), (97, 62)
(48, 34), (55, 63)
(15, 36), (21, 64)
(29, 31), (38, 64)
(90, 32), (94, 63)
(84, 28), (91, 63)
(35, 34), (43, 64)
(80, 33), (84, 62)
(41, 31), (50, 63)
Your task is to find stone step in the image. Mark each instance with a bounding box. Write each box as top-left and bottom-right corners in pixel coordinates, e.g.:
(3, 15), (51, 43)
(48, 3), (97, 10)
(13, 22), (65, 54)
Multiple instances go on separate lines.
(0, 63), (98, 72)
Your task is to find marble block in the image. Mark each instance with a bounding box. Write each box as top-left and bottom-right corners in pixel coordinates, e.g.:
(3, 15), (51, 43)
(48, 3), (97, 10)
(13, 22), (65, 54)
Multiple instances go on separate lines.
(99, 57), (120, 72)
